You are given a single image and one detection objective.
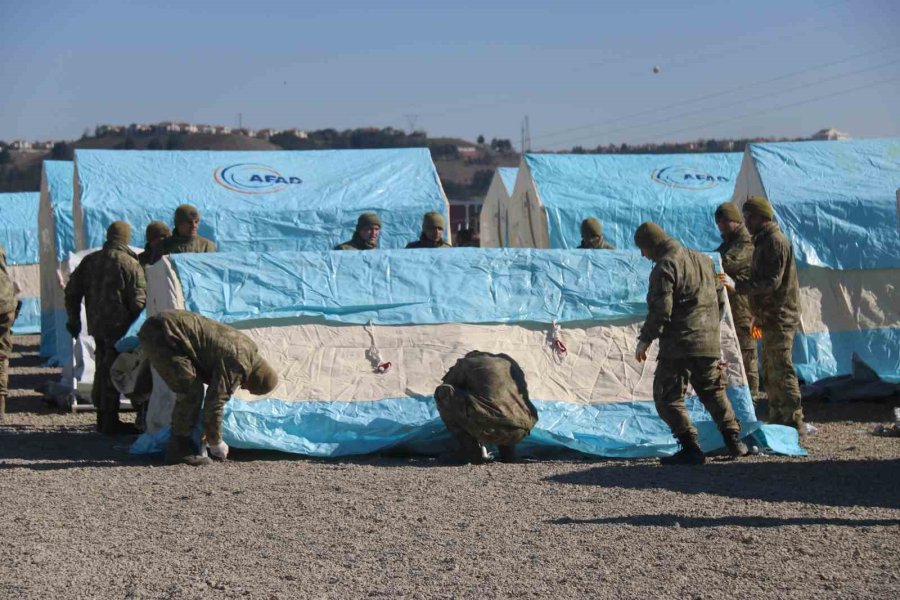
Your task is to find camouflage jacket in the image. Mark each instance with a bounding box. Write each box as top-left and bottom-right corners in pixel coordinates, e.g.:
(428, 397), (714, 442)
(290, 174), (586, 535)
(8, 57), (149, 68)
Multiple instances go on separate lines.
(65, 241), (147, 339)
(639, 238), (724, 358)
(157, 233), (217, 259)
(405, 235), (452, 249)
(441, 351), (538, 432)
(735, 221), (800, 329)
(577, 237), (615, 249)
(0, 244), (17, 314)
(147, 310), (264, 444)
(716, 225), (755, 349)
(334, 233), (377, 250)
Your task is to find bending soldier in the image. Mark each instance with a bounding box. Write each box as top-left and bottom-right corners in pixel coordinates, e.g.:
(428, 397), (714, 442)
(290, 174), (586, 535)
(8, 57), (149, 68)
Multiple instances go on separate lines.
(714, 202), (759, 405)
(633, 222), (748, 464)
(335, 212), (381, 250)
(65, 222), (147, 434)
(434, 350), (538, 464)
(0, 243), (20, 418)
(405, 212), (452, 248)
(138, 310), (278, 466)
(578, 218), (615, 249)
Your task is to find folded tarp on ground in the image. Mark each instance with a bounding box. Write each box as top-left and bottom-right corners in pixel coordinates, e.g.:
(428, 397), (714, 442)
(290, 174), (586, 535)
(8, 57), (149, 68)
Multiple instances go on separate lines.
(38, 161), (75, 361)
(132, 249), (804, 458)
(480, 167), (519, 248)
(0, 192), (40, 334)
(508, 152), (742, 250)
(73, 148), (450, 252)
(732, 138), (900, 382)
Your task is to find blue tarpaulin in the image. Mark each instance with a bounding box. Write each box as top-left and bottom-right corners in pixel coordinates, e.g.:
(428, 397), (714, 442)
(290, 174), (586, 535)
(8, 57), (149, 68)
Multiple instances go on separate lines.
(498, 167), (518, 195)
(525, 152), (742, 250)
(74, 148), (449, 252)
(40, 161), (75, 360)
(133, 249), (804, 458)
(0, 192), (40, 266)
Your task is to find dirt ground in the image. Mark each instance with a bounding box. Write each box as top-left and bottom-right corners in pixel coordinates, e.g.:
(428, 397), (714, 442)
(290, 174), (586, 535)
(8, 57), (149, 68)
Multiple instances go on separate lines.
(1, 335), (898, 599)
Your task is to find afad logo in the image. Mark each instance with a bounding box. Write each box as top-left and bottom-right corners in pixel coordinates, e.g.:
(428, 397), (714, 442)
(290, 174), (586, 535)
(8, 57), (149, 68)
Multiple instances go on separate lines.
(214, 163), (302, 194)
(651, 166), (729, 190)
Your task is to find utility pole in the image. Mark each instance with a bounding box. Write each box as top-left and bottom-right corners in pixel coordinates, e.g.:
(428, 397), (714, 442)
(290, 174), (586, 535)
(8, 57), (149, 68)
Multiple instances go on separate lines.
(521, 116), (531, 153)
(404, 114), (419, 133)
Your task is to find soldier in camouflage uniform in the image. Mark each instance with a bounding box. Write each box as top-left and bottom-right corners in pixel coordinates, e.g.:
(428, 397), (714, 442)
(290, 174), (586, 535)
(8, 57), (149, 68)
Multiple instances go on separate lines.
(405, 212), (452, 249)
(714, 202), (759, 406)
(138, 221), (171, 267)
(0, 243), (21, 418)
(734, 196), (804, 431)
(634, 222), (748, 464)
(434, 350), (538, 464)
(334, 213), (381, 250)
(138, 310), (278, 466)
(152, 204), (216, 263)
(65, 222), (147, 434)
(578, 218), (615, 249)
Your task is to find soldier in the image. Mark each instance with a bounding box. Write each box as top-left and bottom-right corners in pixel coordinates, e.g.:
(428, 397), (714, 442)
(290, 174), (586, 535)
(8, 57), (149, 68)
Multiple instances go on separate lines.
(137, 310), (278, 466)
(405, 211), (452, 248)
(153, 204), (216, 262)
(138, 221), (171, 267)
(733, 196), (804, 431)
(714, 202), (759, 406)
(633, 222), (748, 464)
(0, 243), (21, 418)
(434, 350), (538, 464)
(578, 218), (615, 249)
(65, 222), (147, 434)
(334, 212), (381, 250)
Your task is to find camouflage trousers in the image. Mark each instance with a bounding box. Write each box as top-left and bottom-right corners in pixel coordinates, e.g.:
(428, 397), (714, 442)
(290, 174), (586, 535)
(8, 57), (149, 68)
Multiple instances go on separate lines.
(138, 319), (206, 440)
(0, 309), (14, 399)
(760, 324), (803, 428)
(741, 347), (760, 406)
(91, 337), (122, 414)
(435, 385), (537, 446)
(654, 357), (741, 438)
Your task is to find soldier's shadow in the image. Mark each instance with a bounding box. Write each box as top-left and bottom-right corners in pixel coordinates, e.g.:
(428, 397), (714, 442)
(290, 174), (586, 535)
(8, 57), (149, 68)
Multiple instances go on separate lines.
(0, 425), (150, 470)
(545, 458), (900, 510)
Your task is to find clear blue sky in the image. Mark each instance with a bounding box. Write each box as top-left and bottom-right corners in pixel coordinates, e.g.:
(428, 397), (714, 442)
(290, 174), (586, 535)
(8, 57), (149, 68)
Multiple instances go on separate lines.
(1, 0), (897, 150)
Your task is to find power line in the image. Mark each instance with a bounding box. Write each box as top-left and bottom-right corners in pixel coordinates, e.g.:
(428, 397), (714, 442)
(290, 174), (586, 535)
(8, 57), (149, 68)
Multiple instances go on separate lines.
(542, 56), (900, 149)
(632, 74), (900, 144)
(532, 43), (899, 145)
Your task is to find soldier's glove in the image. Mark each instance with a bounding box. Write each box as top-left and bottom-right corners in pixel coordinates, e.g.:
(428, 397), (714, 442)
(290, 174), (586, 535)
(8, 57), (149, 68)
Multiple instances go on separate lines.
(634, 340), (651, 363)
(14, 300), (22, 321)
(66, 319), (81, 338)
(207, 440), (229, 461)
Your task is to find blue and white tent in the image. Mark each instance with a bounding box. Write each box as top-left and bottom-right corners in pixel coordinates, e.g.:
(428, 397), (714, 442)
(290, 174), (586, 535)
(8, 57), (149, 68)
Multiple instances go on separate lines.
(507, 153), (742, 249)
(0, 192), (40, 334)
(732, 138), (900, 382)
(73, 148), (450, 252)
(480, 167), (519, 248)
(132, 248), (803, 458)
(38, 161), (76, 362)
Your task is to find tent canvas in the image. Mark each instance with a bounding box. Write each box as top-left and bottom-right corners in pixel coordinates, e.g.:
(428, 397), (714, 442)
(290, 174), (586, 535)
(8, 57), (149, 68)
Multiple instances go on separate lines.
(508, 152), (742, 249)
(0, 192), (40, 334)
(38, 161), (75, 362)
(731, 138), (900, 382)
(479, 167), (518, 248)
(73, 148), (450, 253)
(132, 249), (803, 458)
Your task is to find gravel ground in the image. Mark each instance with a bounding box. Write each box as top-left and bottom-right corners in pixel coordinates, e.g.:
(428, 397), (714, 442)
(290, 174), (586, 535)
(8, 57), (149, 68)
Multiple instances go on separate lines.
(1, 335), (898, 599)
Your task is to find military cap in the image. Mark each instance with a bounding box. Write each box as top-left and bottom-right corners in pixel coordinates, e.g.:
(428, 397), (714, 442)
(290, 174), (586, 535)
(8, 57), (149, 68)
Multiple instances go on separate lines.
(422, 211), (444, 230)
(742, 195), (774, 220)
(174, 204), (201, 226)
(356, 212), (382, 230)
(145, 221), (171, 242)
(714, 202), (742, 223)
(581, 217), (603, 239)
(106, 221), (132, 244)
(245, 359), (279, 395)
(633, 222), (668, 250)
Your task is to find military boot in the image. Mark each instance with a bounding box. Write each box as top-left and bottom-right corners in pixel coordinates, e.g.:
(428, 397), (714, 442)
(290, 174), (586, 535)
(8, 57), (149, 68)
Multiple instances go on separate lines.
(722, 430), (749, 458)
(440, 432), (486, 465)
(660, 433), (706, 465)
(165, 435), (212, 466)
(497, 445), (521, 464)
